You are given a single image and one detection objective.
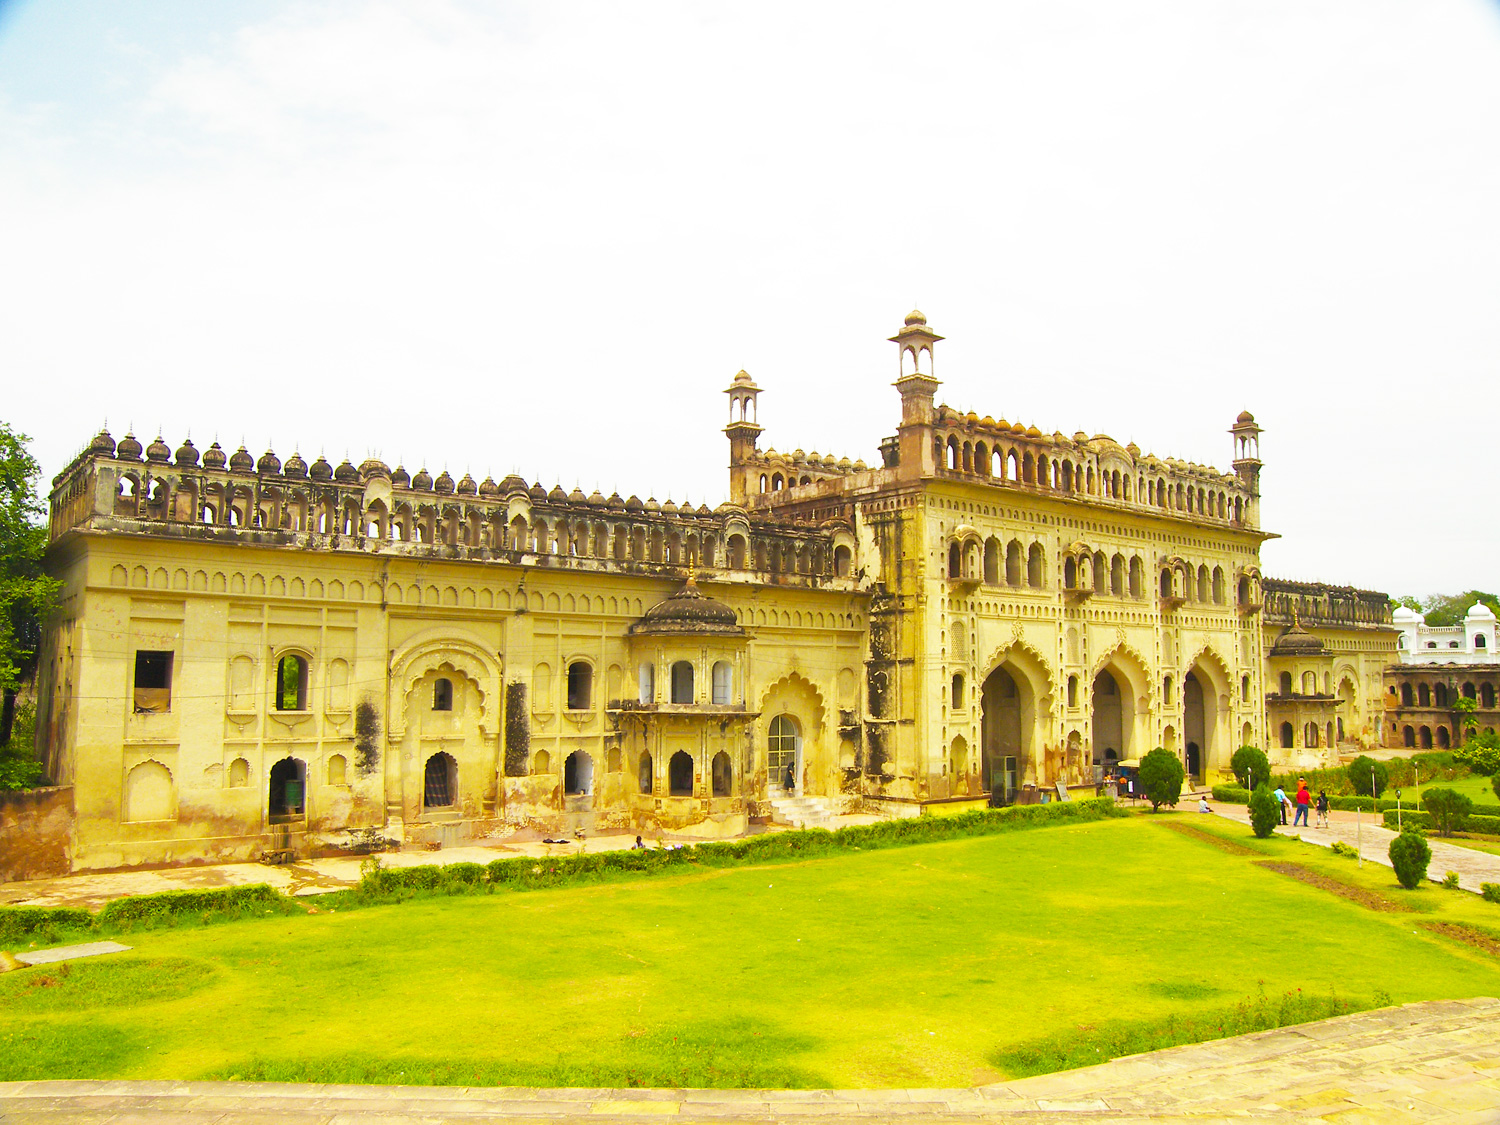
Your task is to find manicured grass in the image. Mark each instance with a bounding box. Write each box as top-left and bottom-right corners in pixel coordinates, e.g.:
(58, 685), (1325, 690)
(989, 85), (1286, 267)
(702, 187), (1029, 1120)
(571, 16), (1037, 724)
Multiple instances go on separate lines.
(4, 815), (1500, 1088)
(1403, 774), (1498, 805)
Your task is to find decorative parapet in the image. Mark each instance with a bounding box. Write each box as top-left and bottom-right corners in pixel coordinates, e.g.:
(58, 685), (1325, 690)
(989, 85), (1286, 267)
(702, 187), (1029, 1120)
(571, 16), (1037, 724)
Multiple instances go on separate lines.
(49, 430), (861, 589)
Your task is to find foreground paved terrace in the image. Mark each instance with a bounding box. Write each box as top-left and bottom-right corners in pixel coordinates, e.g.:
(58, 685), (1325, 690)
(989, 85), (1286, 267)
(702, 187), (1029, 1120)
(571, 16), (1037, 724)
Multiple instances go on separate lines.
(2, 998), (1497, 1123)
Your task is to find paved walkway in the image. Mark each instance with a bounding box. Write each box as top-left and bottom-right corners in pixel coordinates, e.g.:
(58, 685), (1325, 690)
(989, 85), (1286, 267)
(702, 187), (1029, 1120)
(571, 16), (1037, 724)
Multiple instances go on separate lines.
(1210, 805), (1500, 894)
(1, 998), (1497, 1122)
(0, 816), (887, 911)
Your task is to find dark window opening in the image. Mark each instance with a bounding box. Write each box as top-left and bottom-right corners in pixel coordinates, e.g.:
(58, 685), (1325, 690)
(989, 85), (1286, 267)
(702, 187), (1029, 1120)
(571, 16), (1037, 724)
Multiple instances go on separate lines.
(423, 752), (456, 808)
(567, 661), (592, 710)
(670, 660), (694, 704)
(564, 750), (593, 796)
(433, 677), (453, 711)
(276, 655), (309, 711)
(711, 750), (731, 797)
(133, 650), (173, 713)
(669, 750), (694, 796)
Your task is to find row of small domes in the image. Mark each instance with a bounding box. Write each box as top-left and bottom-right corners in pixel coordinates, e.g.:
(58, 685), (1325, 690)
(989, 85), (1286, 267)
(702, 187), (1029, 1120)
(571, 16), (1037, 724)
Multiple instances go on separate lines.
(757, 448), (868, 472)
(87, 428), (720, 514)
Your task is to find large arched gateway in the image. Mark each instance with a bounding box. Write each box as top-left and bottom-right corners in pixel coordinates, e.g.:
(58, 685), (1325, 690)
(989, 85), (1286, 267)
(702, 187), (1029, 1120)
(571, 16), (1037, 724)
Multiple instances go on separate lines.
(980, 661), (1038, 804)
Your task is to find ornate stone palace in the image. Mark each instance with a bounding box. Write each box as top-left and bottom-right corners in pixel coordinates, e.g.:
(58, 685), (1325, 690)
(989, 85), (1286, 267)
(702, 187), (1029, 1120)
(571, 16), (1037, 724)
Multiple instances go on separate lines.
(35, 312), (1397, 870)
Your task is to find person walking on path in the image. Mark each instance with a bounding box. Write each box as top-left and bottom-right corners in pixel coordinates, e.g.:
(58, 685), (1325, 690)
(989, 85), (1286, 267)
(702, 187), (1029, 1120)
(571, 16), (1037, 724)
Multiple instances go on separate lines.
(1274, 783), (1289, 825)
(1315, 790), (1330, 829)
(1294, 778), (1311, 827)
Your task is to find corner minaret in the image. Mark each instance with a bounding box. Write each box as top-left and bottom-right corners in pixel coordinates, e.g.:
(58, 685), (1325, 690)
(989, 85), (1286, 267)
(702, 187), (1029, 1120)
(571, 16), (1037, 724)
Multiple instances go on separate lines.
(1231, 409), (1263, 527)
(891, 309), (943, 476)
(725, 369), (763, 505)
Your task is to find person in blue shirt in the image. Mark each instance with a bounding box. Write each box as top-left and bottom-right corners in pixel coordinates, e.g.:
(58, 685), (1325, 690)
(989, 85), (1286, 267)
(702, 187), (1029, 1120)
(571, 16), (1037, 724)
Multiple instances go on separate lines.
(1273, 784), (1288, 825)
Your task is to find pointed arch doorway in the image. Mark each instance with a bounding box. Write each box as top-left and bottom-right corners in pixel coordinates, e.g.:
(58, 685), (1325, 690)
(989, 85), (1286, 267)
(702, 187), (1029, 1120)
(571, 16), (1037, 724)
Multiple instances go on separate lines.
(981, 663), (1034, 804)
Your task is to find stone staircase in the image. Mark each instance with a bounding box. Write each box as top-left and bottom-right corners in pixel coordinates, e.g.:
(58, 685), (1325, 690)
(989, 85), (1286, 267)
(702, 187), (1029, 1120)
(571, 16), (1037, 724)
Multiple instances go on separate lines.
(767, 791), (840, 829)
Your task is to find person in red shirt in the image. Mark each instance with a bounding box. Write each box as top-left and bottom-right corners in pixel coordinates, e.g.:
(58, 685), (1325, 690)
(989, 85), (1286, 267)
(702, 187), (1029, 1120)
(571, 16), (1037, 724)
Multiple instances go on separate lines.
(1293, 777), (1311, 827)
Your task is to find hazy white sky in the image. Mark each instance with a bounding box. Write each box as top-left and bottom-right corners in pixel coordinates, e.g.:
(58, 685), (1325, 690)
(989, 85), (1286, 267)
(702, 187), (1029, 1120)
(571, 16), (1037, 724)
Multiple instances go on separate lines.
(2, 1), (1496, 598)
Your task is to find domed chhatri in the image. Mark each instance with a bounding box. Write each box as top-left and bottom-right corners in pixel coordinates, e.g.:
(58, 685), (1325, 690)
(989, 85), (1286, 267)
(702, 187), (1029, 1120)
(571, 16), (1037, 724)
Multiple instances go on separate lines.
(145, 436), (172, 464)
(116, 432), (143, 460)
(1271, 617), (1325, 657)
(89, 428), (116, 456)
(905, 308), (927, 326)
(174, 439), (199, 467)
(229, 446), (255, 472)
(202, 442), (227, 469)
(629, 576), (745, 637)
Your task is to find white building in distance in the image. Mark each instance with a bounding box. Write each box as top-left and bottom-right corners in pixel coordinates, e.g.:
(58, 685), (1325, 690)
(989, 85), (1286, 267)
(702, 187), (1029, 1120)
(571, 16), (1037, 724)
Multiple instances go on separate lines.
(1393, 603), (1498, 665)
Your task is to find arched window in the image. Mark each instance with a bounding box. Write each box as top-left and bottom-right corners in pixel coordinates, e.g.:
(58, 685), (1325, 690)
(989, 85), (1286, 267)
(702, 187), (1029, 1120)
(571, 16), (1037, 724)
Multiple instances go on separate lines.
(1478, 634), (1489, 649)
(229, 757), (250, 787)
(1305, 722), (1319, 748)
(1129, 557), (1143, 598)
(1160, 570), (1173, 599)
(1419, 683), (1431, 706)
(567, 661), (592, 710)
(952, 673), (965, 709)
(564, 750), (593, 796)
(1066, 675), (1077, 708)
(711, 750), (732, 797)
(1436, 726), (1451, 749)
(1026, 543), (1043, 588)
(834, 544), (852, 577)
(983, 539), (1000, 585)
(423, 752), (456, 808)
(947, 541), (961, 579)
(124, 760), (174, 822)
(1280, 671), (1293, 695)
(669, 750), (694, 796)
(276, 655), (308, 711)
(1400, 682), (1413, 706)
(638, 751), (653, 794)
(670, 660), (694, 704)
(1241, 675), (1250, 702)
(1162, 676), (1173, 705)
(1434, 683), (1448, 708)
(327, 754), (347, 785)
(1005, 540), (1022, 585)
(1463, 682), (1477, 700)
(712, 660), (733, 705)
(1280, 722), (1294, 748)
(1483, 682), (1496, 709)
(638, 662), (655, 704)
(1403, 725), (1415, 747)
(1302, 671), (1316, 695)
(1419, 726), (1432, 748)
(433, 677), (453, 711)
(768, 714), (800, 791)
(1063, 557), (1078, 589)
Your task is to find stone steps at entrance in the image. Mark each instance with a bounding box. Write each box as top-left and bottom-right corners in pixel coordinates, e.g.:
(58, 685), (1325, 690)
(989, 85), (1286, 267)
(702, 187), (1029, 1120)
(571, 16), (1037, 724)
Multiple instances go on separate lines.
(767, 792), (839, 829)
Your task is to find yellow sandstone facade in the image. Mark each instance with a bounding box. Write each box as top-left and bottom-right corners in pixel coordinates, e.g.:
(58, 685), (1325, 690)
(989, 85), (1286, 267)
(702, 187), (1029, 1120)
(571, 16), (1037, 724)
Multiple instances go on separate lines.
(35, 312), (1394, 871)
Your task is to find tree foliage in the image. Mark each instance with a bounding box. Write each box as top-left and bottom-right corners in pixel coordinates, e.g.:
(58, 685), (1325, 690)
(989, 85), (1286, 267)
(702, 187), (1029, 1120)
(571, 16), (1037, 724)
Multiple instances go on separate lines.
(0, 421), (59, 764)
(1248, 784), (1280, 838)
(1347, 755), (1388, 798)
(1454, 731), (1500, 776)
(1230, 745), (1270, 791)
(1388, 829), (1431, 889)
(1420, 787), (1473, 837)
(1138, 746), (1185, 812)
(1394, 590), (1500, 627)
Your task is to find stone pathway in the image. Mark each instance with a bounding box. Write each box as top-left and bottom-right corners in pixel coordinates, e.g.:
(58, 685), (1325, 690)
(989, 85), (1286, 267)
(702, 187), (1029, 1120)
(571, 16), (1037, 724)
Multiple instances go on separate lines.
(1, 998), (1497, 1122)
(0, 816), (890, 911)
(12, 940), (130, 967)
(1211, 805), (1500, 894)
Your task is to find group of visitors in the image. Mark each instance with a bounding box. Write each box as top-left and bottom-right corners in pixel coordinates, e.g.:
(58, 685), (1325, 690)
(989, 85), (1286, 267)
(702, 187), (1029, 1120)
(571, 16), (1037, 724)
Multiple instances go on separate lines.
(1272, 778), (1332, 829)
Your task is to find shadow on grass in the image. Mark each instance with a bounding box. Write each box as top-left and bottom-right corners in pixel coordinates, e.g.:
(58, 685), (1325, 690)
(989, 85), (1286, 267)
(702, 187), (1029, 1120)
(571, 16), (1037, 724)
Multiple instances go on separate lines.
(989, 987), (1381, 1079)
(204, 1016), (831, 1089)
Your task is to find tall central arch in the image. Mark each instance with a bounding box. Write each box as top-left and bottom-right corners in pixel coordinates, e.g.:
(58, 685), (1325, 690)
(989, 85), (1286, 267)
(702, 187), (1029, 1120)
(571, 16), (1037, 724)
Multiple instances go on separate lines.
(980, 651), (1045, 802)
(1091, 670), (1128, 766)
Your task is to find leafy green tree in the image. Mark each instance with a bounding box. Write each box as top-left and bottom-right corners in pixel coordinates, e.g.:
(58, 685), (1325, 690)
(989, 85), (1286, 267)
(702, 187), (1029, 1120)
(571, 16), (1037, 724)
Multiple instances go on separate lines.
(1388, 829), (1431, 889)
(1395, 590), (1500, 627)
(1421, 788), (1472, 837)
(1347, 755), (1388, 798)
(0, 422), (59, 778)
(1248, 784), (1280, 838)
(0, 700), (41, 789)
(1230, 745), (1270, 791)
(1492, 773), (1500, 803)
(1454, 696), (1480, 741)
(1454, 730), (1500, 776)
(1138, 746), (1185, 812)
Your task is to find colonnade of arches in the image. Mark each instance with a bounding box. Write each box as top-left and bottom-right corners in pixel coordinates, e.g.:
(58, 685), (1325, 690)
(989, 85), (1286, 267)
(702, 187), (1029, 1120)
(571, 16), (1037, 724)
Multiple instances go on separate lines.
(109, 469), (852, 579)
(934, 432), (1245, 524)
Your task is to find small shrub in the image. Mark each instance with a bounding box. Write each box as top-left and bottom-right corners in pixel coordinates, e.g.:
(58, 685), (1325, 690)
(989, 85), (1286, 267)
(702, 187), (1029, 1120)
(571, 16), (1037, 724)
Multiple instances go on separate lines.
(1420, 788), (1473, 837)
(1139, 747), (1185, 812)
(1348, 755), (1388, 799)
(1211, 785), (1250, 804)
(1248, 785), (1280, 839)
(1481, 883), (1500, 904)
(1442, 872), (1460, 889)
(1330, 841), (1359, 859)
(1230, 746), (1270, 791)
(1388, 830), (1431, 890)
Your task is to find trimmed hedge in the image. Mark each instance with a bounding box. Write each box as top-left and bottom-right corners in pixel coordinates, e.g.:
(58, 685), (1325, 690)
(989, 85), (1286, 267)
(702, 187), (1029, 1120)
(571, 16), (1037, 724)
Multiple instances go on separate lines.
(1207, 787), (1500, 820)
(1382, 811), (1500, 835)
(358, 798), (1129, 900)
(1212, 785), (1251, 804)
(0, 883), (297, 944)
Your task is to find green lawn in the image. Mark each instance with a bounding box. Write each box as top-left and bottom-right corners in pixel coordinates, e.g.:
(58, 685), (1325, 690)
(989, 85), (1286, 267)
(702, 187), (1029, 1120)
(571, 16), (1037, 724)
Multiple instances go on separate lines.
(1402, 774), (1498, 804)
(4, 815), (1500, 1088)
